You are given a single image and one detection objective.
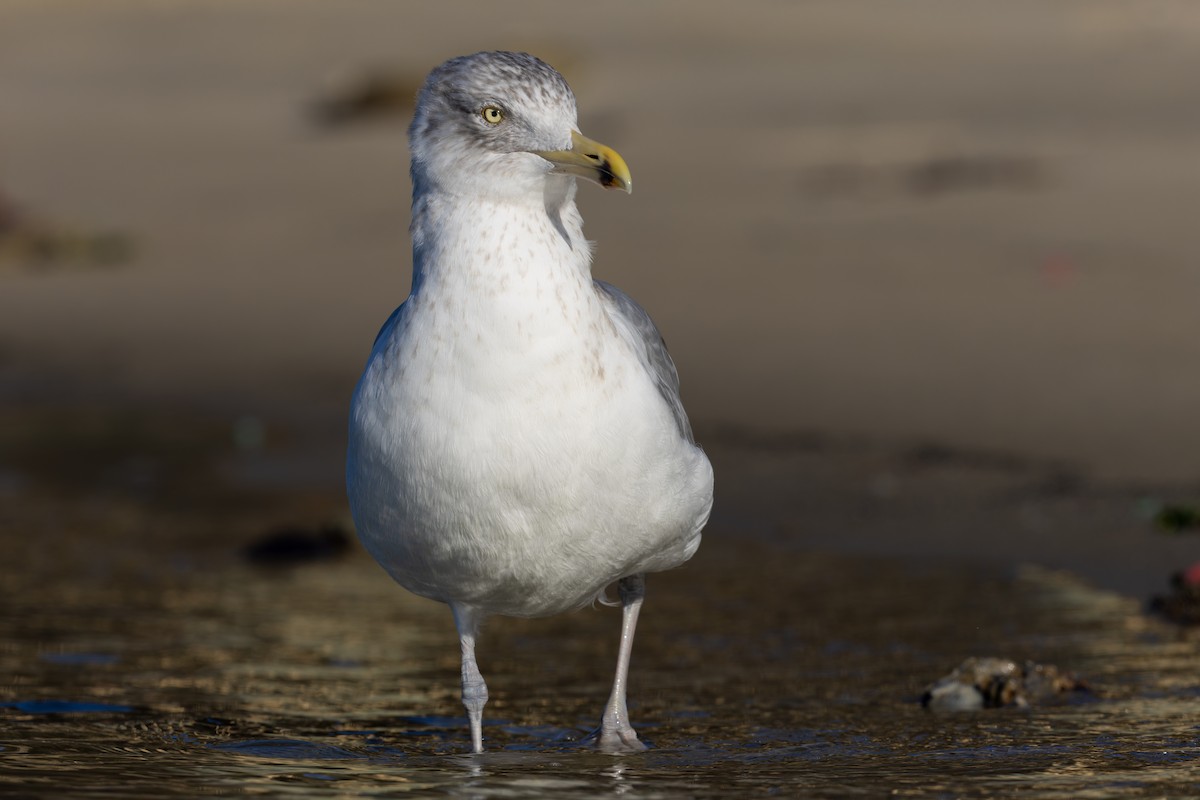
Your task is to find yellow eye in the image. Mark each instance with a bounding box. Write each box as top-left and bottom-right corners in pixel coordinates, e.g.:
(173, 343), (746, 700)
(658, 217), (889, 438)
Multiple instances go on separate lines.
(481, 106), (504, 124)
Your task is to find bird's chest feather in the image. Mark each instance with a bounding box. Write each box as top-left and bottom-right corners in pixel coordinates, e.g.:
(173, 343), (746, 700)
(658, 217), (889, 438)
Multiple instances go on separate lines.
(360, 270), (648, 501)
(347, 197), (689, 585)
(409, 272), (608, 409)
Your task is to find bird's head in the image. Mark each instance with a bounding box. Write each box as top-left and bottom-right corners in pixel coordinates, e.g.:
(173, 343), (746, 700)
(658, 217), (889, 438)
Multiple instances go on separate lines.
(408, 51), (631, 200)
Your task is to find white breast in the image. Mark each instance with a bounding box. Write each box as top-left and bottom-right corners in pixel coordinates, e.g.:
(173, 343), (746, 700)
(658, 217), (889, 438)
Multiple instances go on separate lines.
(346, 197), (711, 618)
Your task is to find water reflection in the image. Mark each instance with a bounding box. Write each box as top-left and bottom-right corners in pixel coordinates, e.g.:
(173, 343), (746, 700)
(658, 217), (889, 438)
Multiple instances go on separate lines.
(3, 512), (1200, 797)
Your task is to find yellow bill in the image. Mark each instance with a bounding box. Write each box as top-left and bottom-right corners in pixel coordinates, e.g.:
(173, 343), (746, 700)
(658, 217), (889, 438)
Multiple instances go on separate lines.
(534, 130), (632, 193)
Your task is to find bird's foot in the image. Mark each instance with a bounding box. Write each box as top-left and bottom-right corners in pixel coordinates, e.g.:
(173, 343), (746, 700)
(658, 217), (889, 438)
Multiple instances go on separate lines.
(597, 724), (648, 754)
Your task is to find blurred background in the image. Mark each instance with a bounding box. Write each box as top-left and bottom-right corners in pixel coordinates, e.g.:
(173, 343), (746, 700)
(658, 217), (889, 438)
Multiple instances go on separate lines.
(2, 0), (1199, 586)
(5, 2), (1200, 791)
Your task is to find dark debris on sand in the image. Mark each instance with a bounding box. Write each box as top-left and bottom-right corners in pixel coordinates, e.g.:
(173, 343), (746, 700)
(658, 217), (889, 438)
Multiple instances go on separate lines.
(1155, 504), (1200, 533)
(0, 183), (134, 270)
(1150, 567), (1200, 626)
(242, 523), (352, 566)
(921, 656), (1090, 711)
(309, 70), (421, 128)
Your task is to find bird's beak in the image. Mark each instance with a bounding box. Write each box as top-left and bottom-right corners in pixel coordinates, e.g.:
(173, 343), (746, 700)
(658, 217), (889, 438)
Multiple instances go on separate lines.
(533, 130), (632, 194)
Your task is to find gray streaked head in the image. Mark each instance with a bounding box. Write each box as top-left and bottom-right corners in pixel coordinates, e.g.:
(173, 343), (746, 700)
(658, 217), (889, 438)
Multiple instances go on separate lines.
(409, 51), (580, 196)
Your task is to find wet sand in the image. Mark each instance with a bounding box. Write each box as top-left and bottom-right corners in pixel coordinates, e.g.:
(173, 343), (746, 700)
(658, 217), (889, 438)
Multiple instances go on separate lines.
(3, 429), (1198, 796)
(3, 1), (1200, 795)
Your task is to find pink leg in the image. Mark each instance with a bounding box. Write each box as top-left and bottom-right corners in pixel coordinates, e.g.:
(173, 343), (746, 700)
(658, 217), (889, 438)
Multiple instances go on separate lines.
(599, 574), (649, 753)
(451, 604), (488, 753)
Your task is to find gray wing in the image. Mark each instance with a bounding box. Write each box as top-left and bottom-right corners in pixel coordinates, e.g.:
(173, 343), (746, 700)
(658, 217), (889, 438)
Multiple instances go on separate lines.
(593, 280), (695, 444)
(373, 303), (405, 347)
(361, 301), (410, 366)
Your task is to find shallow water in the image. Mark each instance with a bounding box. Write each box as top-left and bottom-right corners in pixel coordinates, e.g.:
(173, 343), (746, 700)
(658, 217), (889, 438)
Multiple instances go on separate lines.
(3, 409), (1200, 796)
(4, 487), (1200, 798)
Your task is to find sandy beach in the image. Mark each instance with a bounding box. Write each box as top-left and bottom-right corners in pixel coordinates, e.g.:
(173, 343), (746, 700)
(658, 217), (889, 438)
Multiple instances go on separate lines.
(5, 3), (1200, 794)
(3, 0), (1199, 483)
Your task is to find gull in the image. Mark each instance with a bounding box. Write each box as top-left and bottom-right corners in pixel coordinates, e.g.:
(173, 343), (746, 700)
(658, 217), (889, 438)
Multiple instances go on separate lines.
(346, 51), (713, 754)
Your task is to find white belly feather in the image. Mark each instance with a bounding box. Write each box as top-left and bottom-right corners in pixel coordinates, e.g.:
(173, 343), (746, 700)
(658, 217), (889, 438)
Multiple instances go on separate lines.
(347, 264), (712, 618)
